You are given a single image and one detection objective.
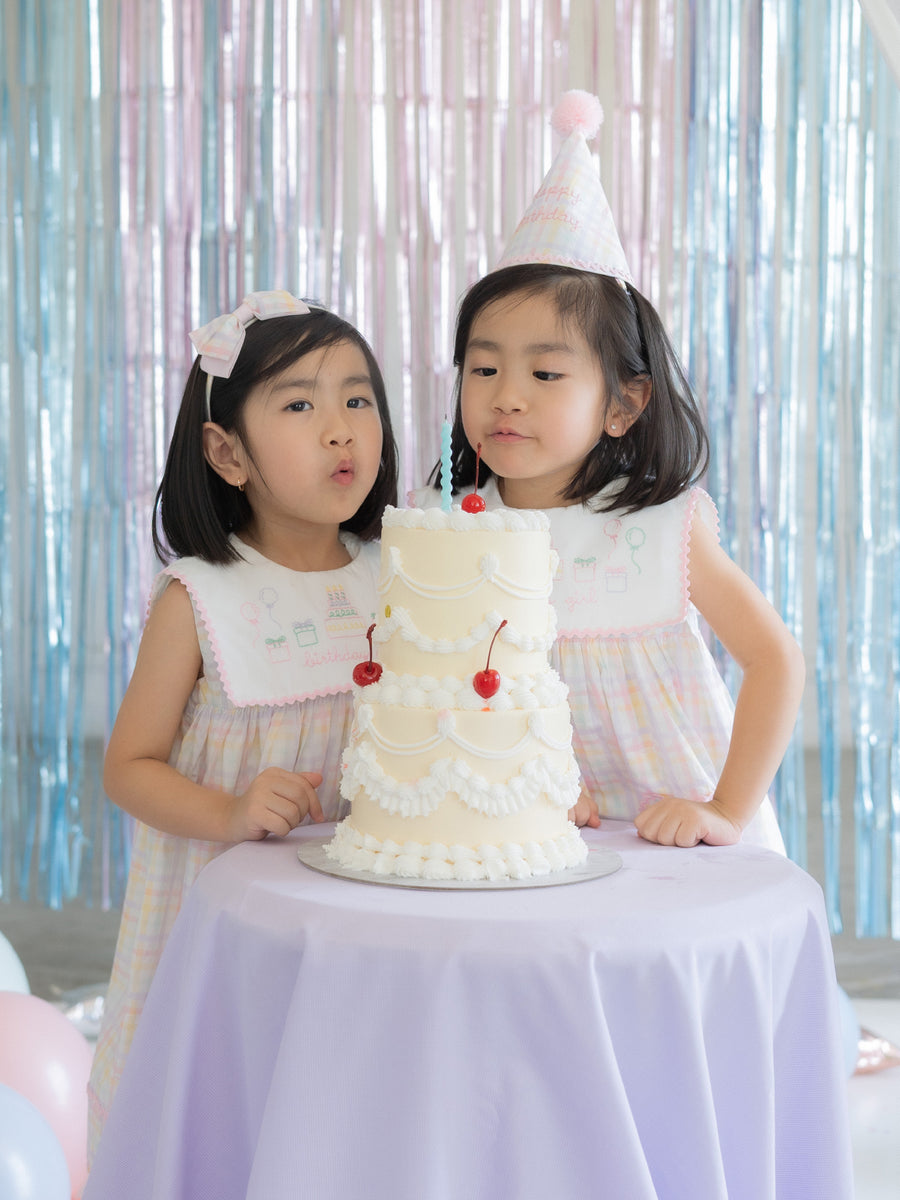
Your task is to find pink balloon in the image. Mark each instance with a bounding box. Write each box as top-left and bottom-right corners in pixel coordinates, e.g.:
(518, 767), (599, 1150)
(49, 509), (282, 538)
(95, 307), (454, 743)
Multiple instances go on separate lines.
(0, 991), (92, 1199)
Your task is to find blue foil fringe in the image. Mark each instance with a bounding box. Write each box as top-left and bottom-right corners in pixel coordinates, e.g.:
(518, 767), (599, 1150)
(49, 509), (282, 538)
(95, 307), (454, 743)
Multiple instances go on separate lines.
(0, 1), (898, 934)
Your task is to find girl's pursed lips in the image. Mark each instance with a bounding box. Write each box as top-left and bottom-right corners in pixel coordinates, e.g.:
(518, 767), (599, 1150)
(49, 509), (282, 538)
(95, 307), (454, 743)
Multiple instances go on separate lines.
(330, 459), (356, 484)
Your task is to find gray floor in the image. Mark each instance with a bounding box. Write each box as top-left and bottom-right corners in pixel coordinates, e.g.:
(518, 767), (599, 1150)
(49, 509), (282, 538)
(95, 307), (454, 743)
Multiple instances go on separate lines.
(1, 898), (121, 1003)
(804, 751), (900, 1001)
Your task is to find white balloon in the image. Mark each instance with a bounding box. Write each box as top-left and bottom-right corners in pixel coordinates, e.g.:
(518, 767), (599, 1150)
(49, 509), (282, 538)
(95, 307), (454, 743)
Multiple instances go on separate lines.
(0, 931), (29, 994)
(0, 1082), (70, 1200)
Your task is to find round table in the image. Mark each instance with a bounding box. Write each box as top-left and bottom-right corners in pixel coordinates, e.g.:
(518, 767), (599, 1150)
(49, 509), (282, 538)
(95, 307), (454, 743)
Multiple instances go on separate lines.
(85, 821), (853, 1200)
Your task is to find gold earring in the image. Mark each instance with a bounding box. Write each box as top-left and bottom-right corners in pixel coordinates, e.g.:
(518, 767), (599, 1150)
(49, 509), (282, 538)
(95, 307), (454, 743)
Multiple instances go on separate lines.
(237, 479), (244, 492)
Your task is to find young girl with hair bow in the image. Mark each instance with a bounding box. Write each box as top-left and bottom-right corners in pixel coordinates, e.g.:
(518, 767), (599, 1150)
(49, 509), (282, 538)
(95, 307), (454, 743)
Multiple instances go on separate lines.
(88, 291), (398, 1157)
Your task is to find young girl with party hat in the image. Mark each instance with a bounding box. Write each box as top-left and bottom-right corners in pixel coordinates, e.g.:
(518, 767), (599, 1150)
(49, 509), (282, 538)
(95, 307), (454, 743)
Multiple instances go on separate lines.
(88, 292), (398, 1156)
(424, 92), (803, 853)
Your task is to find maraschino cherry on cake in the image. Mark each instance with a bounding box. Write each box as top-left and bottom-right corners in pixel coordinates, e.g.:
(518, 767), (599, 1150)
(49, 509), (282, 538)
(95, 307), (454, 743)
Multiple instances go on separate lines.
(473, 619), (507, 699)
(460, 443), (487, 514)
(352, 623), (383, 686)
(325, 481), (587, 882)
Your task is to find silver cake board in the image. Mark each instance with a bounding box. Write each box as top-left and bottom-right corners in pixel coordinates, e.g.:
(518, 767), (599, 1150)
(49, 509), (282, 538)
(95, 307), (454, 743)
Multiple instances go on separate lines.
(296, 836), (622, 891)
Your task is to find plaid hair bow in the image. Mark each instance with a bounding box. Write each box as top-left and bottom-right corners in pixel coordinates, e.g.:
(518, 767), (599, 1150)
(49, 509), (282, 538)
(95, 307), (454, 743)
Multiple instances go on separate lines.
(189, 290), (311, 379)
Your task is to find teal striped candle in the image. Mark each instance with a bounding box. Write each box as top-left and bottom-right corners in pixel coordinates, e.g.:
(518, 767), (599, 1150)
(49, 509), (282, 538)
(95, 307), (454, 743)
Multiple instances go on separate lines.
(440, 418), (452, 511)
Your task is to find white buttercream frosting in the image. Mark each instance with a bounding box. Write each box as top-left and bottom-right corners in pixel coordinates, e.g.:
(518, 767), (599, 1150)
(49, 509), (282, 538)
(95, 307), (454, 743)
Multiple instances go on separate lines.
(355, 704), (574, 759)
(326, 818), (588, 881)
(351, 668), (569, 710)
(380, 543), (558, 602)
(382, 504), (550, 534)
(372, 605), (557, 656)
(328, 500), (585, 879)
(341, 740), (580, 818)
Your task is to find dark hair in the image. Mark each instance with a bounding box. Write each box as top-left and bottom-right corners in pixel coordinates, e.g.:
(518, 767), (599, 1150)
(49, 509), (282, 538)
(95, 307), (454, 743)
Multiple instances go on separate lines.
(433, 264), (708, 513)
(153, 307), (398, 563)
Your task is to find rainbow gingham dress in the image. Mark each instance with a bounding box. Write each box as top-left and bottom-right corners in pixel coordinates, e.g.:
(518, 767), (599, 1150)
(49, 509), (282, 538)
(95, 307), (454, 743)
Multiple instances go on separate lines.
(88, 535), (380, 1159)
(414, 481), (785, 855)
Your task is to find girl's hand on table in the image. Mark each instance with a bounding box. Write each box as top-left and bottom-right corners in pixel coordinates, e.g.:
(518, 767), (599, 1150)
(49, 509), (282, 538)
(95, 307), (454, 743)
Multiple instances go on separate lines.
(227, 768), (325, 842)
(634, 795), (743, 848)
(569, 787), (601, 829)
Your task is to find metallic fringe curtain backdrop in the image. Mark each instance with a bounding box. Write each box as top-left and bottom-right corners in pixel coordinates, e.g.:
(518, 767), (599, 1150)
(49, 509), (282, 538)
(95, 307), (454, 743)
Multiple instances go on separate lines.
(1, 1), (898, 932)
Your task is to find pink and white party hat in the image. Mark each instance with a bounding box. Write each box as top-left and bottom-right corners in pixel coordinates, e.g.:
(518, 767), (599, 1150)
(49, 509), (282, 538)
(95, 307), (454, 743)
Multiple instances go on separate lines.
(496, 90), (633, 285)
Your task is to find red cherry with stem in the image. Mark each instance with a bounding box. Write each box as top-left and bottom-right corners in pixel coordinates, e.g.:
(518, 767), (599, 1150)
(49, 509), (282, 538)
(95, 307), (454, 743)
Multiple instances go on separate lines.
(353, 623), (383, 686)
(473, 619), (507, 699)
(461, 442), (486, 513)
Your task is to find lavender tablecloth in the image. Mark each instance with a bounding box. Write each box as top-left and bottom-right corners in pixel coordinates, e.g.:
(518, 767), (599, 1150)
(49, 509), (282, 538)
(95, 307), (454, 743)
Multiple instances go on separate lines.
(85, 821), (853, 1200)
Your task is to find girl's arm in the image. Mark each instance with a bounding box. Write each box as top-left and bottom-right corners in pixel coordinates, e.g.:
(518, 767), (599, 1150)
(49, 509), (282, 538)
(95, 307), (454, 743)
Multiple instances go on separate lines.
(634, 511), (806, 847)
(103, 580), (323, 842)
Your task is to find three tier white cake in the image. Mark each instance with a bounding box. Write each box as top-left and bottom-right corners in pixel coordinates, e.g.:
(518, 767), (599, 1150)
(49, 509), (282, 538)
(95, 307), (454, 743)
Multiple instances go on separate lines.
(325, 504), (586, 881)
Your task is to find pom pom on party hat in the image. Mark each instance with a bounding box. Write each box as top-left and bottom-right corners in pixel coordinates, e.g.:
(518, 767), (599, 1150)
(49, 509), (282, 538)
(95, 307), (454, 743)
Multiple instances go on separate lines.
(496, 90), (633, 284)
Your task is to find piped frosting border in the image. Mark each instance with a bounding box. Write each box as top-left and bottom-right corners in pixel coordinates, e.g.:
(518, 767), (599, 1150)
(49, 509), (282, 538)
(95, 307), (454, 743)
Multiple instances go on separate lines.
(383, 504), (550, 533)
(340, 742), (581, 818)
(326, 818), (588, 881)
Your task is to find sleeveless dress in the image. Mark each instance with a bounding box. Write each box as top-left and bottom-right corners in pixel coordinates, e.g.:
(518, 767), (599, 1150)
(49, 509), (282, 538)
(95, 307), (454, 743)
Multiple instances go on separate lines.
(87, 535), (380, 1158)
(413, 482), (785, 854)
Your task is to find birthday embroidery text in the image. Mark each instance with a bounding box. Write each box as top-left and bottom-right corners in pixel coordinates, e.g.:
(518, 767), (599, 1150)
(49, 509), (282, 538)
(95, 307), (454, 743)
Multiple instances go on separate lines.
(565, 587), (601, 614)
(303, 647), (364, 668)
(535, 183), (582, 203)
(522, 205), (582, 232)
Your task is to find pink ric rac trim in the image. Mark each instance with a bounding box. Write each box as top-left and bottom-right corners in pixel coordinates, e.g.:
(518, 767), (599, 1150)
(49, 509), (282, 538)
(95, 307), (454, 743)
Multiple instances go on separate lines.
(559, 487), (716, 641)
(161, 568), (352, 709)
(682, 485), (719, 604)
(500, 251), (634, 283)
